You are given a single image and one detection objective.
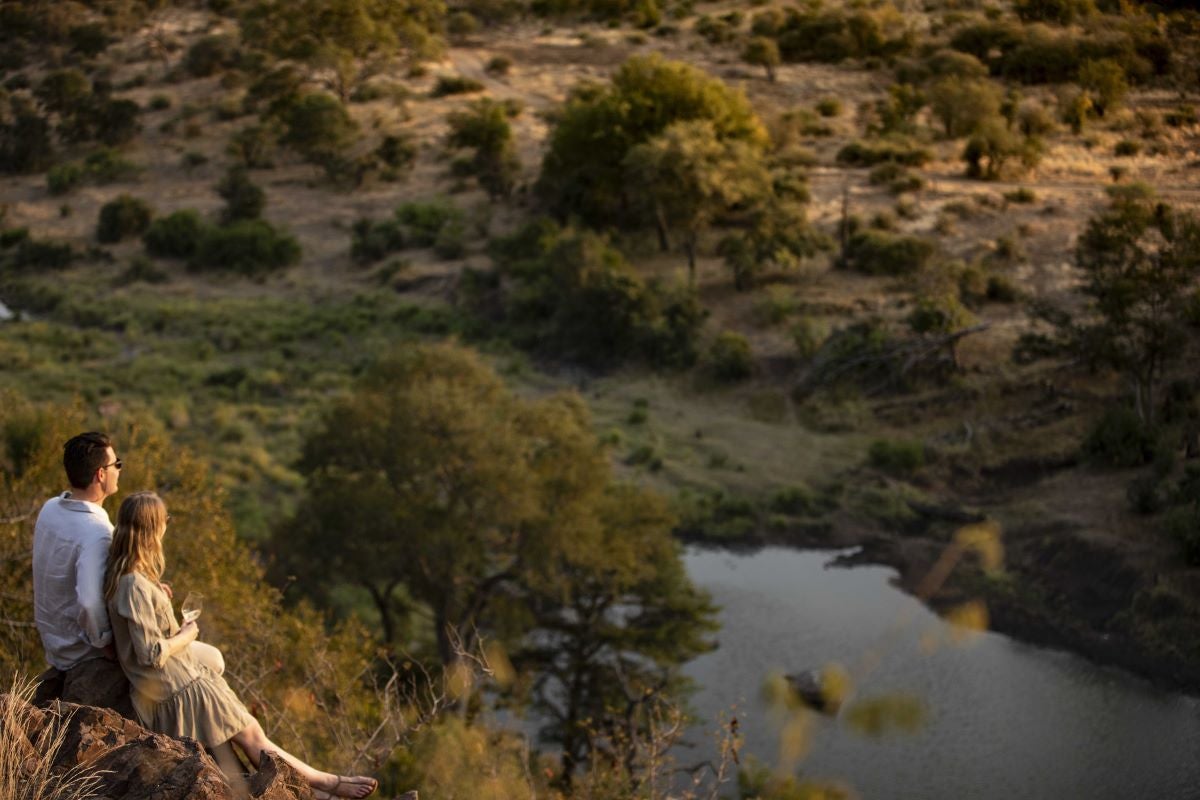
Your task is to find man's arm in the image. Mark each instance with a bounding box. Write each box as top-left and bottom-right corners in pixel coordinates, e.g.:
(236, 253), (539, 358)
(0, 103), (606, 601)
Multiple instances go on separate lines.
(76, 533), (113, 649)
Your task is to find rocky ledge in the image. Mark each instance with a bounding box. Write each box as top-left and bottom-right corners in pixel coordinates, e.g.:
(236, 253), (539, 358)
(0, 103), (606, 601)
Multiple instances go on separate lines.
(4, 694), (312, 799)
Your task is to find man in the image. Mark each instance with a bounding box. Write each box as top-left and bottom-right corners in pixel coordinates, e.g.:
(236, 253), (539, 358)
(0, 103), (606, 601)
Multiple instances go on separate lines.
(31, 431), (134, 716)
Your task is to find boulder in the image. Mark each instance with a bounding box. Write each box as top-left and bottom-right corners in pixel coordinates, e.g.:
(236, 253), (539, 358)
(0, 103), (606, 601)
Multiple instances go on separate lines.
(3, 694), (313, 800)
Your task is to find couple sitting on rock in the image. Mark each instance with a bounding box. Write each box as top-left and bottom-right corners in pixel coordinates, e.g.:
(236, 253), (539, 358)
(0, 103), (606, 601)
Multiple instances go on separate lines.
(31, 432), (378, 800)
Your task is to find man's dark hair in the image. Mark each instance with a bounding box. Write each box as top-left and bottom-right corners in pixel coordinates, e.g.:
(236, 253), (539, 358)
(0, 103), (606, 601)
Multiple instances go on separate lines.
(63, 432), (112, 490)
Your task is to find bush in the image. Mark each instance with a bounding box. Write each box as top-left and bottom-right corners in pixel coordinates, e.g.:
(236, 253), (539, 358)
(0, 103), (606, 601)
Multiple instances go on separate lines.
(96, 194), (153, 243)
(430, 75), (485, 97)
(69, 22), (110, 57)
(280, 92), (359, 166)
(1004, 187), (1037, 204)
(92, 98), (141, 146)
(868, 439), (925, 475)
(836, 138), (931, 167)
(841, 230), (934, 276)
(143, 210), (206, 259)
(375, 133), (417, 173)
(397, 199), (464, 246)
(446, 98), (520, 199)
(216, 166), (265, 223)
(706, 331), (754, 382)
(185, 35), (239, 78)
(1164, 504), (1200, 565)
(83, 148), (138, 183)
(485, 56), (512, 76)
(1082, 406), (1156, 467)
(46, 162), (84, 195)
(351, 218), (406, 265)
(191, 219), (301, 276)
(1014, 0), (1095, 24)
(815, 97), (842, 117)
(434, 218), (468, 259)
(9, 238), (74, 270)
(115, 255), (170, 286)
(0, 106), (54, 174)
(868, 162), (923, 194)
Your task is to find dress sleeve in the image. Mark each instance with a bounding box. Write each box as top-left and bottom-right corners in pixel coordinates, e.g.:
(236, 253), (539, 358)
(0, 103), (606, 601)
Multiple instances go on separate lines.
(113, 577), (170, 670)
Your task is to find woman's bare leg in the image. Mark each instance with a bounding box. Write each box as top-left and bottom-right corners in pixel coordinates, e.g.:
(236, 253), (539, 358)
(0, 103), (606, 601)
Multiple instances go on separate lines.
(230, 718), (376, 799)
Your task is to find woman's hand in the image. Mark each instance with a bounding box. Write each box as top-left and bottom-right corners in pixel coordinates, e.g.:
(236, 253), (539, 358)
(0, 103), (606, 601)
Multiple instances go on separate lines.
(166, 620), (199, 658)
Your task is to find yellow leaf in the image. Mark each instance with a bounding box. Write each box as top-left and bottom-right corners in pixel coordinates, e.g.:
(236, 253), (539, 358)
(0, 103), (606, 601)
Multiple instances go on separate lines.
(944, 600), (989, 643)
(485, 640), (515, 689)
(778, 712), (814, 769)
(844, 693), (927, 738)
(820, 662), (853, 709)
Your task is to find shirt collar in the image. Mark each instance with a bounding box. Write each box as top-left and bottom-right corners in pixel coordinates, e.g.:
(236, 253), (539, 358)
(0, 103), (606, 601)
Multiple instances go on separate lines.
(58, 492), (109, 517)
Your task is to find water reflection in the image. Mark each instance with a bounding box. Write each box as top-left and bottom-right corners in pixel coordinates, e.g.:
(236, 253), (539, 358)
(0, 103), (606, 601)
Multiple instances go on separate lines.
(682, 546), (1200, 800)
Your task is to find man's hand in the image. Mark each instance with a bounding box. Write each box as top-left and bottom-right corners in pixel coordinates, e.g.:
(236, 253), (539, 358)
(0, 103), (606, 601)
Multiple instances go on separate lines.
(159, 581), (173, 600)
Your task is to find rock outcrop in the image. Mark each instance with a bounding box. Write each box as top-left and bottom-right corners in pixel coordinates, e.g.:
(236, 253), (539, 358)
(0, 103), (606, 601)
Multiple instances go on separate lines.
(7, 695), (313, 799)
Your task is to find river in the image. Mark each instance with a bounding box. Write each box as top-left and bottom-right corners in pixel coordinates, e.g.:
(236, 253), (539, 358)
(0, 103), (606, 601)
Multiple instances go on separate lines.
(681, 546), (1200, 800)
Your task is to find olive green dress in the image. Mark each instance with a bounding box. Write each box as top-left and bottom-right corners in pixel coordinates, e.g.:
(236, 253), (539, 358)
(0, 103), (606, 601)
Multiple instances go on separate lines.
(108, 572), (253, 747)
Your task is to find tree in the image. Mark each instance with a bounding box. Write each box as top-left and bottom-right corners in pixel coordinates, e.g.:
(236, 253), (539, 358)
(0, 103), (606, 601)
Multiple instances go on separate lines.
(96, 194), (153, 243)
(1078, 58), (1128, 118)
(242, 0), (446, 100)
(962, 116), (1041, 179)
(624, 120), (771, 284)
(537, 54), (768, 227)
(743, 36), (781, 82)
(284, 343), (716, 776)
(446, 98), (520, 200)
(1063, 187), (1200, 425)
(928, 77), (1001, 138)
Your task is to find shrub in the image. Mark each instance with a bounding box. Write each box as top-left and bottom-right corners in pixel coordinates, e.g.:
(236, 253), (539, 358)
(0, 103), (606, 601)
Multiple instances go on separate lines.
(1014, 0), (1095, 24)
(1114, 139), (1140, 157)
(185, 34), (239, 78)
(10, 238), (74, 270)
(191, 219), (301, 276)
(841, 230), (934, 276)
(447, 10), (480, 37)
(83, 148), (138, 183)
(46, 162), (84, 194)
(397, 199), (464, 246)
(227, 124), (277, 168)
(836, 138), (931, 167)
(743, 36), (781, 82)
(446, 98), (520, 199)
(96, 194), (153, 243)
(431, 75), (485, 97)
(148, 94), (172, 111)
(143, 210), (206, 259)
(280, 92), (359, 166)
(868, 439), (925, 475)
(36, 69), (91, 114)
(92, 98), (141, 146)
(815, 97), (842, 117)
(706, 331), (754, 382)
(963, 117), (1041, 179)
(216, 166), (265, 223)
(485, 56), (512, 76)
(1164, 504), (1200, 566)
(868, 162), (923, 194)
(928, 78), (1002, 138)
(69, 22), (110, 57)
(115, 255), (170, 286)
(1082, 406), (1156, 467)
(1078, 58), (1128, 117)
(0, 106), (54, 174)
(1004, 187), (1037, 204)
(351, 218), (406, 265)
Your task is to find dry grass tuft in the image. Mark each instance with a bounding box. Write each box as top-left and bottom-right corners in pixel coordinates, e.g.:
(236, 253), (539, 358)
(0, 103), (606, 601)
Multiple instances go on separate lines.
(0, 675), (107, 800)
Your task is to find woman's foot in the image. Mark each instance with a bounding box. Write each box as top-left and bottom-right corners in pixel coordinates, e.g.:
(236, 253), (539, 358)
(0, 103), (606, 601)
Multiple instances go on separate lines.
(315, 775), (378, 799)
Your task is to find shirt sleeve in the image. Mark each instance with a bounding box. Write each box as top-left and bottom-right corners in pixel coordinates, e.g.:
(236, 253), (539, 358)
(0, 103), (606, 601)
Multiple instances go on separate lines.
(75, 532), (113, 649)
(113, 577), (170, 670)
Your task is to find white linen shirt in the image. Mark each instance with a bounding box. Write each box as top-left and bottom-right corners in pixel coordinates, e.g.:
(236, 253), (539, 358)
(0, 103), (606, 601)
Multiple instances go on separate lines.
(32, 493), (115, 670)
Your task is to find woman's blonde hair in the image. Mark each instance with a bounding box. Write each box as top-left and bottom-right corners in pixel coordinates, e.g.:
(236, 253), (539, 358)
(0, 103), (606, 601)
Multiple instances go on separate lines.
(104, 491), (168, 601)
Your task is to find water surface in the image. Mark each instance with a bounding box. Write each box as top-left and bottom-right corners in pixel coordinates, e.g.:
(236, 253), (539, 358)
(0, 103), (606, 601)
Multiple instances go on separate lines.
(682, 546), (1200, 800)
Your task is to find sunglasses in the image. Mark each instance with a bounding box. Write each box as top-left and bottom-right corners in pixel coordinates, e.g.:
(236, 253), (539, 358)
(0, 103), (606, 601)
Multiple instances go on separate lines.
(101, 459), (123, 471)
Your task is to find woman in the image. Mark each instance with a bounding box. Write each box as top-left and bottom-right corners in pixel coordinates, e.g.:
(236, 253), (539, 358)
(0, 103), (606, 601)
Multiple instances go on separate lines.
(104, 491), (377, 800)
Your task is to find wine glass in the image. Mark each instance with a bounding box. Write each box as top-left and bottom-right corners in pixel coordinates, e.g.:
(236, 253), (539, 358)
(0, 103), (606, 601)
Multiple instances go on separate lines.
(181, 592), (204, 624)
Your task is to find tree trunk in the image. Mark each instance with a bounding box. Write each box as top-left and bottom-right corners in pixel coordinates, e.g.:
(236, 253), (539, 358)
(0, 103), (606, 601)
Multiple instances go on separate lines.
(685, 233), (697, 287)
(655, 202), (671, 252)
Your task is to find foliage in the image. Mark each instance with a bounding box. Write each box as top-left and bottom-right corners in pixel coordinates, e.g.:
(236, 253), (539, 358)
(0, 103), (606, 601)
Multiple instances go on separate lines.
(184, 34), (240, 78)
(836, 138), (931, 167)
(868, 438), (925, 475)
(280, 92), (360, 168)
(840, 230), (935, 276)
(0, 100), (54, 174)
(430, 75), (485, 97)
(96, 194), (153, 244)
(397, 199), (465, 247)
(446, 98), (520, 199)
(743, 36), (781, 82)
(928, 78), (1001, 138)
(1058, 190), (1200, 425)
(962, 117), (1041, 180)
(284, 344), (716, 776)
(1082, 405), (1157, 467)
(486, 219), (705, 367)
(191, 219), (302, 276)
(143, 210), (207, 260)
(1014, 0), (1095, 24)
(769, 4), (914, 63)
(216, 166), (267, 223)
(538, 54), (768, 227)
(624, 120), (771, 282)
(1078, 58), (1128, 118)
(706, 331), (754, 382)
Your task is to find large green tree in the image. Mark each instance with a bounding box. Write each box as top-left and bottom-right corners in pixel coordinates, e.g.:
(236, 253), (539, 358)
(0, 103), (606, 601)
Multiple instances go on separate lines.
(537, 54), (768, 227)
